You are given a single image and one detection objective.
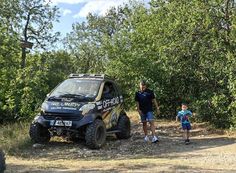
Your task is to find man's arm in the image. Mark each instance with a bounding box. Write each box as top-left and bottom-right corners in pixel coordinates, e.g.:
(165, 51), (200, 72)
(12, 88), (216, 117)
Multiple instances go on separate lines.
(135, 92), (142, 115)
(153, 98), (160, 115)
(136, 102), (142, 115)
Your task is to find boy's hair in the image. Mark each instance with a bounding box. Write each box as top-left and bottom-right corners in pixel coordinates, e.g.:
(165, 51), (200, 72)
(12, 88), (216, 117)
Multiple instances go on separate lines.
(181, 102), (188, 106)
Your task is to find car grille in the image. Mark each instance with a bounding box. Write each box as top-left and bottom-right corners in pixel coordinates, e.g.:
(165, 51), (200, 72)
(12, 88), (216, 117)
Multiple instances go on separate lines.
(43, 112), (83, 121)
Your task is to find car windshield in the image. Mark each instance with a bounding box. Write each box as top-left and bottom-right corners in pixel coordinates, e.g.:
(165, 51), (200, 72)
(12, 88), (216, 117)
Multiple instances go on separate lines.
(49, 79), (101, 101)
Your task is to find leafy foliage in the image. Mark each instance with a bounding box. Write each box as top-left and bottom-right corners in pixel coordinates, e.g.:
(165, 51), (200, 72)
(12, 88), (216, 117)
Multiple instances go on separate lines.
(0, 0), (236, 128)
(66, 0), (236, 128)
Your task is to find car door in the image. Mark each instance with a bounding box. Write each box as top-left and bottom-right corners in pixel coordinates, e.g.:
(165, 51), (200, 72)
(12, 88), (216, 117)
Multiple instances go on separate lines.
(101, 81), (120, 129)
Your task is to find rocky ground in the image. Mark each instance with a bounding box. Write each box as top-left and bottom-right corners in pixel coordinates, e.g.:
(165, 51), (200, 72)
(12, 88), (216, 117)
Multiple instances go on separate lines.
(4, 115), (236, 173)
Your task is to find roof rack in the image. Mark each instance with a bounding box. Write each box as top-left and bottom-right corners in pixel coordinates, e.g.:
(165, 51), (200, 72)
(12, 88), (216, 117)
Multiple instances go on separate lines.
(68, 74), (112, 80)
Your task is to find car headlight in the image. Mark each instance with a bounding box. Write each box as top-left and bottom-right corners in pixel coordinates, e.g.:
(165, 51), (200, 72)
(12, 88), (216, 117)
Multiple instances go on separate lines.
(33, 115), (44, 123)
(79, 104), (95, 115)
(40, 108), (45, 115)
(34, 115), (40, 121)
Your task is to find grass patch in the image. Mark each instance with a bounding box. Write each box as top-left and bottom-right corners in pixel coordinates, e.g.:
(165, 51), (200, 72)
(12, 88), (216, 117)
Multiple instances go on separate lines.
(0, 121), (32, 154)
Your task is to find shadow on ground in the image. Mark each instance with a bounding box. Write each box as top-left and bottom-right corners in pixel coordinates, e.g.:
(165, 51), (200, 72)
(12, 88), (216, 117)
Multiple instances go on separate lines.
(7, 121), (236, 162)
(6, 161), (236, 173)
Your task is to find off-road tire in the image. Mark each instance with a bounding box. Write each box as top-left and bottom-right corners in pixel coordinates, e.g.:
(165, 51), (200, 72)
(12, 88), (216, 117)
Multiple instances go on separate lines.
(0, 150), (6, 173)
(29, 123), (50, 143)
(68, 127), (86, 142)
(85, 119), (106, 149)
(116, 114), (131, 139)
(68, 136), (80, 143)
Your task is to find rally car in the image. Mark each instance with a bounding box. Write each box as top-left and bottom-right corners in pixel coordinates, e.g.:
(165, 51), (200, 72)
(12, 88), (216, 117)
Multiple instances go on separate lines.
(29, 74), (130, 149)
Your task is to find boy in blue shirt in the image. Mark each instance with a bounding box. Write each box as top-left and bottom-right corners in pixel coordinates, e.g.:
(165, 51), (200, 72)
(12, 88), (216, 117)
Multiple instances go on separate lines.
(176, 103), (192, 144)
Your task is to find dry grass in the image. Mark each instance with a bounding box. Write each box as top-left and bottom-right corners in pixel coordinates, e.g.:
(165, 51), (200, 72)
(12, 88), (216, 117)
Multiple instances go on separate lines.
(0, 121), (32, 154)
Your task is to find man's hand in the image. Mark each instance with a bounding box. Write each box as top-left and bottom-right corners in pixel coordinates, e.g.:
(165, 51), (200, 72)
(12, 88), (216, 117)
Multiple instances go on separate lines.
(137, 109), (142, 115)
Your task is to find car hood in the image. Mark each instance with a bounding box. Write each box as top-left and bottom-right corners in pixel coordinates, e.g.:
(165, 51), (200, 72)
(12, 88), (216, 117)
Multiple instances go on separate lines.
(42, 101), (87, 114)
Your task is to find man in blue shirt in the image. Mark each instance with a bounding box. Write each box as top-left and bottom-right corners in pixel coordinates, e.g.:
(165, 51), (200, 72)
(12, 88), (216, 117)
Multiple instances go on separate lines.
(176, 103), (192, 144)
(135, 80), (160, 143)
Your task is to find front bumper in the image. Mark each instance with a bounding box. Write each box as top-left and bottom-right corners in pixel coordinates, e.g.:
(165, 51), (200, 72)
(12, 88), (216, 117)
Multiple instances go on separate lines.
(33, 113), (97, 129)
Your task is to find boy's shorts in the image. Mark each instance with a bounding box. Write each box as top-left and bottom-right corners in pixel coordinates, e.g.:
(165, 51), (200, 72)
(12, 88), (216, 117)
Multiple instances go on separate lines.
(140, 112), (154, 122)
(182, 123), (191, 130)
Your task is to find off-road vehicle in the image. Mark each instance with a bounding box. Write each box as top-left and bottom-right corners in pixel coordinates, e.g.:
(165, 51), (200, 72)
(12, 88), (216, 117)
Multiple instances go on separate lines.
(29, 74), (130, 149)
(0, 150), (6, 173)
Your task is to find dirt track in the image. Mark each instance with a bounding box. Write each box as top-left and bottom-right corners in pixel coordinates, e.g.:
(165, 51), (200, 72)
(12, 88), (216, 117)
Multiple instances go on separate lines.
(4, 116), (236, 173)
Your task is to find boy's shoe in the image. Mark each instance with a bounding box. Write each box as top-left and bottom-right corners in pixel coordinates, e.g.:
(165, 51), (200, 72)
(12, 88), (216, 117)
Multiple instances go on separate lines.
(144, 136), (149, 142)
(152, 136), (159, 143)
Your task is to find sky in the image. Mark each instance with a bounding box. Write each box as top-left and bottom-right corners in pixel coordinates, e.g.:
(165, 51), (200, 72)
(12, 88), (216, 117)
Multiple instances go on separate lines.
(48, 0), (148, 37)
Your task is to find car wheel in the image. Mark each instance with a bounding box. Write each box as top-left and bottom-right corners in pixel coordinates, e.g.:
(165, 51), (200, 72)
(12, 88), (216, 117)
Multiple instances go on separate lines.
(85, 119), (106, 149)
(116, 114), (131, 139)
(29, 123), (50, 143)
(0, 150), (6, 173)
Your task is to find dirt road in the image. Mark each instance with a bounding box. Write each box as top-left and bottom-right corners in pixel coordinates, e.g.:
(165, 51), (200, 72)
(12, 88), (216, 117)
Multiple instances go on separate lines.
(4, 116), (236, 173)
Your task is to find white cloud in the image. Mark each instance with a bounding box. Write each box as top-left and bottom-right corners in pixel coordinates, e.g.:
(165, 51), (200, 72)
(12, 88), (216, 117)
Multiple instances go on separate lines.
(73, 0), (129, 18)
(60, 8), (72, 16)
(46, 0), (87, 5)
(46, 0), (146, 18)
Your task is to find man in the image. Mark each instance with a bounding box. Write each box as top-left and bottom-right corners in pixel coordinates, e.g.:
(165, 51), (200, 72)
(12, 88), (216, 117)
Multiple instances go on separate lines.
(135, 80), (160, 143)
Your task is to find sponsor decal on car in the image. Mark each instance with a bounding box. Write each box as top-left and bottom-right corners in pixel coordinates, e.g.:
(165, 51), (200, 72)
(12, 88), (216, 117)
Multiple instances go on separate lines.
(102, 97), (120, 109)
(49, 102), (80, 110)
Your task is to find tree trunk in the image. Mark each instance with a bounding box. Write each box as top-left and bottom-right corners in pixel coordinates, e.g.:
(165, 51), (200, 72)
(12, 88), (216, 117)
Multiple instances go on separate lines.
(21, 47), (26, 68)
(21, 12), (31, 69)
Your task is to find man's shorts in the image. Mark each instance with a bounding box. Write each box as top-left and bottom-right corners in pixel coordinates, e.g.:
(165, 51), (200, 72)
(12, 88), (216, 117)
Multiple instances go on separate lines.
(182, 123), (191, 130)
(140, 112), (154, 122)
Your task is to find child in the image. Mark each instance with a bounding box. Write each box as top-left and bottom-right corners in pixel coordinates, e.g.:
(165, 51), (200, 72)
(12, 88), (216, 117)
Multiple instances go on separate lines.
(176, 103), (192, 144)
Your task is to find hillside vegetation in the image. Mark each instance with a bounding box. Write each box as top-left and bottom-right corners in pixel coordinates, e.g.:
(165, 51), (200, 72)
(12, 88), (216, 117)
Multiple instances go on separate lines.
(0, 0), (236, 128)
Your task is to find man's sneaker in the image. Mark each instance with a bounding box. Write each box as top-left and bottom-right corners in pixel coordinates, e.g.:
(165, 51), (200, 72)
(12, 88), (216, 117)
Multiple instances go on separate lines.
(185, 139), (190, 145)
(144, 136), (149, 142)
(152, 136), (159, 143)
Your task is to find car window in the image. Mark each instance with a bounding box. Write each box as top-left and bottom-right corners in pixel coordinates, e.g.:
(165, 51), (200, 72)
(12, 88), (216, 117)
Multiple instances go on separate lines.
(102, 82), (117, 99)
(50, 79), (102, 99)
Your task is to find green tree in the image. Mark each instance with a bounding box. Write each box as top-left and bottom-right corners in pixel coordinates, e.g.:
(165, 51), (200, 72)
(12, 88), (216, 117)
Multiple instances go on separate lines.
(0, 0), (21, 123)
(106, 0), (236, 127)
(65, 5), (133, 73)
(17, 0), (60, 68)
